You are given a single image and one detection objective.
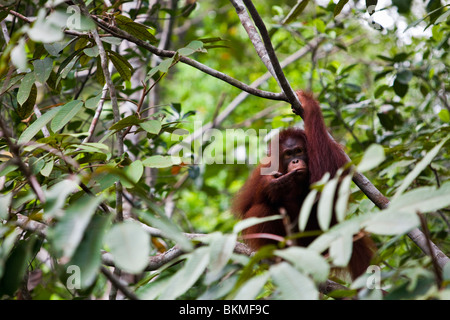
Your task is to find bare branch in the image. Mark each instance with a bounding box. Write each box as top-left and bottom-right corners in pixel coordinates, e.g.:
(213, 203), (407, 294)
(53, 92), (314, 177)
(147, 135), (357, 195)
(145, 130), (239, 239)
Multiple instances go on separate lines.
(91, 16), (287, 102)
(236, 0), (303, 114)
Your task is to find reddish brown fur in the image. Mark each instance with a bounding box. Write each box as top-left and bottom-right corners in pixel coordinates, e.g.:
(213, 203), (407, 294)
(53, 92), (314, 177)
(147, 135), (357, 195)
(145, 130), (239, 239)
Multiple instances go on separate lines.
(233, 91), (375, 279)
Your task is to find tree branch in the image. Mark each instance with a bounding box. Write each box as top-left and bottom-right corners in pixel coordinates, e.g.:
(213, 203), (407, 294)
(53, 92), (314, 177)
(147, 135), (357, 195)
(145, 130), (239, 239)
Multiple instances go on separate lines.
(91, 16), (287, 102)
(236, 0), (303, 114)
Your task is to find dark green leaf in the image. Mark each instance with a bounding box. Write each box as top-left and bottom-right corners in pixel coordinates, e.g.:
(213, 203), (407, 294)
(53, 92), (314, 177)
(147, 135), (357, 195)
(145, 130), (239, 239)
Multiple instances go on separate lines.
(115, 14), (157, 43)
(282, 0), (310, 24)
(334, 0), (350, 17)
(17, 84), (37, 119)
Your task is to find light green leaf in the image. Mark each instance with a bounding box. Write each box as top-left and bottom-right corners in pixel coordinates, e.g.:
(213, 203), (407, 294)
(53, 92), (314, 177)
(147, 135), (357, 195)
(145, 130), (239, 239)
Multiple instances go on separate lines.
(40, 159), (54, 177)
(139, 211), (193, 252)
(159, 247), (210, 299)
(85, 92), (102, 110)
(11, 38), (27, 72)
(299, 189), (317, 231)
(394, 137), (449, 198)
(204, 233), (236, 282)
(83, 45), (99, 57)
(28, 9), (64, 43)
(390, 181), (450, 215)
(140, 119), (162, 135)
(142, 155), (181, 168)
(50, 100), (84, 132)
(0, 193), (12, 220)
(274, 247), (330, 282)
(233, 272), (269, 300)
(363, 211), (419, 235)
(233, 215), (282, 234)
(104, 220), (150, 274)
(68, 214), (111, 288)
(18, 107), (60, 144)
(317, 177), (339, 231)
(270, 262), (318, 300)
(17, 73), (36, 106)
(335, 174), (353, 222)
(329, 233), (353, 267)
(49, 195), (102, 260)
(357, 144), (386, 172)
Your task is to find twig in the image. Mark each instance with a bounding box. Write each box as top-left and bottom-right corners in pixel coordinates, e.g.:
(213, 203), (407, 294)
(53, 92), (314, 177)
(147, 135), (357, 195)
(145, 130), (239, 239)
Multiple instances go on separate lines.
(100, 266), (139, 300)
(0, 114), (45, 203)
(417, 213), (443, 288)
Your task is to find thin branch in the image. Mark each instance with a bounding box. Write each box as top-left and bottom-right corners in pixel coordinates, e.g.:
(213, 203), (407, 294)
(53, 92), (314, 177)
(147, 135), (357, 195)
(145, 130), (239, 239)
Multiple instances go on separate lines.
(238, 0), (303, 114)
(100, 266), (139, 300)
(76, 1), (124, 224)
(91, 16), (287, 102)
(0, 114), (45, 203)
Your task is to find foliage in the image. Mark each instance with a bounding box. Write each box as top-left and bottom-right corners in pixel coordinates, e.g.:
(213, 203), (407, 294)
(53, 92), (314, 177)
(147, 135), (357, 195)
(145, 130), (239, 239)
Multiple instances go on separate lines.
(0, 0), (449, 300)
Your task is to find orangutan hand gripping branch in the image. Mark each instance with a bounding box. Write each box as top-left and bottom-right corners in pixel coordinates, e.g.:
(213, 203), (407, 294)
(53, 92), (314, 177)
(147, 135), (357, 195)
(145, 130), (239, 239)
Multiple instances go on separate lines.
(233, 91), (375, 279)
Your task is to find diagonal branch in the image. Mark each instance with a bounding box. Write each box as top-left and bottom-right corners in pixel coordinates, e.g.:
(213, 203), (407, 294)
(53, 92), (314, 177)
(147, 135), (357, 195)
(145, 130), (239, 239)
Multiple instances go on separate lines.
(234, 0), (303, 115)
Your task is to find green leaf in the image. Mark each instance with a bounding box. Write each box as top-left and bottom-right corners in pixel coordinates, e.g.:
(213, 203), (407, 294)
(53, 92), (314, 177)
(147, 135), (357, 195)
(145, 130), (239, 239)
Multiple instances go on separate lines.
(274, 247), (330, 282)
(50, 100), (84, 132)
(85, 92), (102, 110)
(394, 137), (449, 198)
(233, 272), (269, 300)
(115, 14), (156, 43)
(17, 73), (36, 106)
(104, 220), (150, 274)
(299, 189), (318, 231)
(335, 174), (353, 222)
(282, 0), (310, 24)
(68, 214), (111, 288)
(49, 195), (102, 260)
(269, 262), (318, 299)
(17, 83), (37, 119)
(438, 109), (450, 122)
(96, 57), (105, 86)
(40, 159), (54, 177)
(142, 155), (181, 168)
(140, 119), (162, 134)
(11, 38), (27, 72)
(357, 144), (385, 172)
(396, 69), (413, 84)
(233, 215), (282, 234)
(0, 236), (37, 297)
(44, 177), (80, 218)
(108, 50), (133, 81)
(83, 45), (99, 57)
(18, 107), (60, 144)
(390, 181), (450, 215)
(109, 115), (142, 132)
(159, 247), (210, 299)
(363, 211), (419, 235)
(329, 233), (353, 267)
(204, 233), (236, 282)
(334, 0), (350, 17)
(317, 177), (339, 231)
(33, 57), (53, 84)
(0, 193), (12, 220)
(139, 210), (194, 252)
(122, 160), (143, 188)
